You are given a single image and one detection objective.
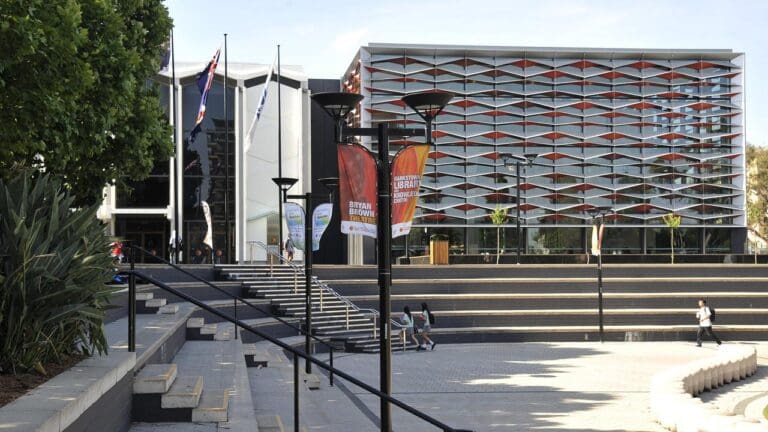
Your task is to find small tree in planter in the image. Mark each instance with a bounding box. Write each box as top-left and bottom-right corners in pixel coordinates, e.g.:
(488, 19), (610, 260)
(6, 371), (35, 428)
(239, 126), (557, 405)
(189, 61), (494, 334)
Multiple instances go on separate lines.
(0, 171), (115, 374)
(490, 207), (509, 264)
(662, 213), (682, 264)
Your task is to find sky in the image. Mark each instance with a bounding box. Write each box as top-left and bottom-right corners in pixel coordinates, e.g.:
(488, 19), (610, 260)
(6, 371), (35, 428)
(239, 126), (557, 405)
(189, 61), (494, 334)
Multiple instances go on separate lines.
(166, 0), (768, 146)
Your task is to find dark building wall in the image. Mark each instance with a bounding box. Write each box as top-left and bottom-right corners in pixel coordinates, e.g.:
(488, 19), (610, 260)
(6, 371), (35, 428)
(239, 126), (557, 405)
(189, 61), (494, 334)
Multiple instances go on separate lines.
(309, 79), (346, 264)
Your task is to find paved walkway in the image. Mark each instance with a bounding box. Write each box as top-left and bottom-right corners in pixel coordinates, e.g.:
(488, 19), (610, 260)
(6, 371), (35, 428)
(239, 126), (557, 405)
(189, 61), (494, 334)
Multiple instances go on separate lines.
(298, 342), (768, 431)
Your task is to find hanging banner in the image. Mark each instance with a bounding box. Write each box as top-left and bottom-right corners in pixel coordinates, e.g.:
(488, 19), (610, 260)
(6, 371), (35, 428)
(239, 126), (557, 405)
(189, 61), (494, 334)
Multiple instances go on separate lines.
(338, 143), (378, 238)
(283, 202), (305, 251)
(201, 201), (213, 249)
(391, 144), (430, 238)
(312, 203), (333, 251)
(590, 223), (605, 256)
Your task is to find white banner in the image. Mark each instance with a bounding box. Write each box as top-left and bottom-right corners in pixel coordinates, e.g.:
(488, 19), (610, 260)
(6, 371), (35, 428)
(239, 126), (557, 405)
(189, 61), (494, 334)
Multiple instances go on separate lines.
(312, 203), (333, 251)
(201, 201), (213, 249)
(284, 202), (305, 251)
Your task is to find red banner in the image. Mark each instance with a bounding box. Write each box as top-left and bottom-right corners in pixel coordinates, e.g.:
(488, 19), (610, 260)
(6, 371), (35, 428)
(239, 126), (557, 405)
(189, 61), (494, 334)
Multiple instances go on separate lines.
(391, 144), (429, 238)
(338, 143), (378, 238)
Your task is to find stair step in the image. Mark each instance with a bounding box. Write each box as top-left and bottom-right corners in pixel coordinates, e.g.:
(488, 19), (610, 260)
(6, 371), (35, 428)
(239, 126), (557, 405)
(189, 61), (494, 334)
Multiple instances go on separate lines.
(161, 376), (203, 409)
(144, 298), (167, 308)
(257, 414), (285, 432)
(191, 388), (229, 422)
(187, 317), (205, 328)
(201, 323), (218, 335)
(133, 363), (178, 394)
(159, 304), (179, 314)
(214, 326), (232, 341)
(136, 292), (154, 301)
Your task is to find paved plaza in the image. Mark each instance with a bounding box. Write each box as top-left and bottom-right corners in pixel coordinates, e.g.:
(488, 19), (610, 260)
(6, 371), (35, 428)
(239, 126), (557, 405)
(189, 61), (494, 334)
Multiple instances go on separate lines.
(252, 341), (768, 431)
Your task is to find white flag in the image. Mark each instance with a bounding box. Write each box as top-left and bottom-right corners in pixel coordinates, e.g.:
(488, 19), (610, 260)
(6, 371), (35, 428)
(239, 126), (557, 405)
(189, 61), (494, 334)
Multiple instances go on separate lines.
(201, 201), (213, 249)
(244, 54), (277, 151)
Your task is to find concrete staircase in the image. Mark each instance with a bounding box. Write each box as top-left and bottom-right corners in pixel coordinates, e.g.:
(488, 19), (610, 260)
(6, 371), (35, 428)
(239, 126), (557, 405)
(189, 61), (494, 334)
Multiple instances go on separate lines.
(132, 363), (229, 423)
(218, 264), (417, 353)
(136, 291), (179, 315)
(314, 264), (768, 343)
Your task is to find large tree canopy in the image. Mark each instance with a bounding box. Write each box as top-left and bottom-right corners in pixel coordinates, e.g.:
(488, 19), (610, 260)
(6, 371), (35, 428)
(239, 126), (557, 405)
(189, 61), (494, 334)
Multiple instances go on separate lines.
(747, 144), (768, 240)
(0, 0), (173, 205)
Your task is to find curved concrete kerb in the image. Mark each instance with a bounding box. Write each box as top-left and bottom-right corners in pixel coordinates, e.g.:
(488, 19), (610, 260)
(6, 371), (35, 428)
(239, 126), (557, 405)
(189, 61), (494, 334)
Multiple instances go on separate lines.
(650, 345), (761, 432)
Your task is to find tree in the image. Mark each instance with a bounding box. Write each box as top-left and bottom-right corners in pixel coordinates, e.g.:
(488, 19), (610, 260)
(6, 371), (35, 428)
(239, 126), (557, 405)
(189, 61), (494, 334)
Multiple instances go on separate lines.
(662, 213), (681, 264)
(747, 144), (768, 240)
(490, 207), (508, 264)
(0, 0), (173, 206)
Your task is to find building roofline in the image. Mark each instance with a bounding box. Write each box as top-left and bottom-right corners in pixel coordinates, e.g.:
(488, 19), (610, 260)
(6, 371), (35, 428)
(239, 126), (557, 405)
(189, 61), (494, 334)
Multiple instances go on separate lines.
(365, 43), (743, 59)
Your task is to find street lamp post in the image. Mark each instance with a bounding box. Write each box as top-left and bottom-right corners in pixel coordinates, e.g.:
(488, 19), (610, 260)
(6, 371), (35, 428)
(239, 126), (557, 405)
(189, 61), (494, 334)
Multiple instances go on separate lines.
(311, 90), (452, 432)
(500, 153), (537, 264)
(272, 177), (316, 374)
(588, 206), (613, 343)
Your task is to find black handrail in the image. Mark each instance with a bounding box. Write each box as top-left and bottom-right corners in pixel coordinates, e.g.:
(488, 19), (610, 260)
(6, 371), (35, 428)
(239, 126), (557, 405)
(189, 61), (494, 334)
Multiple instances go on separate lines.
(127, 269), (470, 432)
(126, 243), (336, 385)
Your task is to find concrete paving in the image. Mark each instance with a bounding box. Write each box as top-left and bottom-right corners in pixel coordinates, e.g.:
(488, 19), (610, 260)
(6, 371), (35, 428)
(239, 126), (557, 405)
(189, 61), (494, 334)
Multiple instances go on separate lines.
(290, 341), (768, 432)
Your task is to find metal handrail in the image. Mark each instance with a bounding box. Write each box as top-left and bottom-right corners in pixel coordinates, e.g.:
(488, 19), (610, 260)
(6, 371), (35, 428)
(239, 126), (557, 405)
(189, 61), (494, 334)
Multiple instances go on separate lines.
(255, 242), (407, 341)
(126, 269), (470, 432)
(126, 244), (336, 384)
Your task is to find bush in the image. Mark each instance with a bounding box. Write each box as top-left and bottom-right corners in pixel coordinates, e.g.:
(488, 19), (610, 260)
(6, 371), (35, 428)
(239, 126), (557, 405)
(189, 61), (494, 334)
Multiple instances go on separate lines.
(0, 171), (115, 374)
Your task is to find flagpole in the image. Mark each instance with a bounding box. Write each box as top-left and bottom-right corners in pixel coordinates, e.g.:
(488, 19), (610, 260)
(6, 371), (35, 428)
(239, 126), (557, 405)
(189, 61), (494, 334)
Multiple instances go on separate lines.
(171, 27), (179, 263)
(224, 33), (230, 264)
(277, 44), (284, 258)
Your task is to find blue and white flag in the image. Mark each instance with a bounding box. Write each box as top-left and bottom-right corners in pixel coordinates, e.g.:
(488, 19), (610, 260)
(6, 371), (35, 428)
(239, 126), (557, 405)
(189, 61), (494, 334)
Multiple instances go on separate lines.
(190, 48), (221, 143)
(244, 54), (277, 151)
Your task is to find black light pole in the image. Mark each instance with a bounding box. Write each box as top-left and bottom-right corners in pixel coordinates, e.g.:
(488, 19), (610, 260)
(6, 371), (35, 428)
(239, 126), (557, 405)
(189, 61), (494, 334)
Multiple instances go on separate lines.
(501, 153), (537, 264)
(223, 33), (230, 264)
(588, 206), (612, 343)
(273, 177), (318, 375)
(312, 91), (452, 432)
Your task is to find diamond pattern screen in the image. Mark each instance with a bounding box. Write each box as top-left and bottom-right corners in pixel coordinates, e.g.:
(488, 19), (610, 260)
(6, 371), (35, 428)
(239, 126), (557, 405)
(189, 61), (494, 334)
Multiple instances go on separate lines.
(345, 47), (745, 232)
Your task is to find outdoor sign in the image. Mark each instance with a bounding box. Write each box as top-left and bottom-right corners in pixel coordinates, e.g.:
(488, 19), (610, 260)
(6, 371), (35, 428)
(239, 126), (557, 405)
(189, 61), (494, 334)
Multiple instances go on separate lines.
(590, 223), (605, 255)
(283, 202), (305, 250)
(201, 201), (213, 248)
(337, 143), (378, 238)
(391, 144), (430, 238)
(312, 203), (333, 251)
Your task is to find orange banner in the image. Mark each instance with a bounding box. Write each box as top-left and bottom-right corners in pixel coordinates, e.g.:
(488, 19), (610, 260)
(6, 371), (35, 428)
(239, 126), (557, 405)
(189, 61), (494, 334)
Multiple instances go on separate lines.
(338, 143), (378, 238)
(391, 144), (430, 238)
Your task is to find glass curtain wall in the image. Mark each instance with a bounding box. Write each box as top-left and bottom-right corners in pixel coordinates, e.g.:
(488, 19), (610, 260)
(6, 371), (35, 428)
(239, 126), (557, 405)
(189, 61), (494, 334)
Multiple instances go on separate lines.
(181, 80), (235, 263)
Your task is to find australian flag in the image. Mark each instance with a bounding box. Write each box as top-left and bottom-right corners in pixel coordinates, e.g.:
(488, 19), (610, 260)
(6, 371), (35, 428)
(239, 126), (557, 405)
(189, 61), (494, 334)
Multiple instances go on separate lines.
(190, 48), (221, 142)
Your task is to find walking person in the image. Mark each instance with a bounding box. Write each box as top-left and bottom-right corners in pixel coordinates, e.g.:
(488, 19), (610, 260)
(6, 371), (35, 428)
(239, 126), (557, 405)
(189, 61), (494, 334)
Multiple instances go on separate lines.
(401, 306), (421, 349)
(284, 235), (295, 263)
(418, 302), (436, 350)
(696, 298), (722, 347)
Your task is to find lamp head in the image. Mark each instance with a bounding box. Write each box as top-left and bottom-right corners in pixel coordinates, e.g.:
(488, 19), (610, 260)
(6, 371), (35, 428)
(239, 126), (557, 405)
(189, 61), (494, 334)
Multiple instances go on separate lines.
(499, 152), (527, 170)
(523, 153), (538, 166)
(401, 91), (454, 122)
(317, 177), (339, 191)
(310, 92), (364, 120)
(587, 207), (600, 218)
(272, 177), (298, 193)
(311, 92), (365, 142)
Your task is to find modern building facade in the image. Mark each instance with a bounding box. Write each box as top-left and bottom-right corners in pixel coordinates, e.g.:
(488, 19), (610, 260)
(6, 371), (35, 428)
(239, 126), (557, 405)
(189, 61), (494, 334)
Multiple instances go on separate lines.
(342, 44), (746, 258)
(99, 62), (312, 263)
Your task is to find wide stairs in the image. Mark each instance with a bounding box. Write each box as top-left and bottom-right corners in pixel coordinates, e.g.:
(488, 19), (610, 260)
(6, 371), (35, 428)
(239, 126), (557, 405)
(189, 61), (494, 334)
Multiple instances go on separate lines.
(312, 263), (768, 343)
(217, 264), (415, 353)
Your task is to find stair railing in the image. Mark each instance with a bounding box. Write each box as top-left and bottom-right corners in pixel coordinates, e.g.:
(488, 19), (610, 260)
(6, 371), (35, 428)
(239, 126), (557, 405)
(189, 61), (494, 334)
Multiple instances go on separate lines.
(125, 243), (337, 385)
(125, 268), (471, 432)
(255, 241), (410, 349)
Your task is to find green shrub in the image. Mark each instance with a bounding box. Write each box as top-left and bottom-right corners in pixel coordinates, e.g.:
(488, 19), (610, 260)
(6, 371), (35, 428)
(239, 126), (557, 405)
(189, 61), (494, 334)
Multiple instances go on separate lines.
(0, 171), (115, 374)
